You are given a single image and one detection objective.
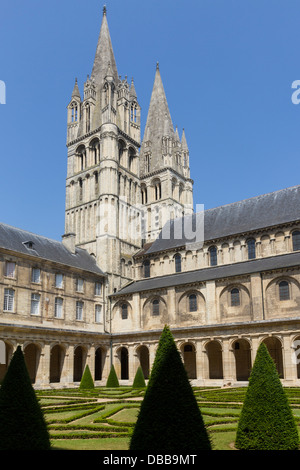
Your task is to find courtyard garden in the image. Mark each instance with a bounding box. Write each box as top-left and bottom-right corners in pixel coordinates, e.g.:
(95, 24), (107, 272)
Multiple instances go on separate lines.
(34, 385), (300, 450)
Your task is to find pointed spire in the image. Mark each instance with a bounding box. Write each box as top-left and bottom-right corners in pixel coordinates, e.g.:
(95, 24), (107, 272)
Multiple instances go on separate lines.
(130, 77), (137, 99)
(91, 7), (118, 86)
(71, 78), (81, 100)
(181, 128), (188, 150)
(142, 63), (175, 157)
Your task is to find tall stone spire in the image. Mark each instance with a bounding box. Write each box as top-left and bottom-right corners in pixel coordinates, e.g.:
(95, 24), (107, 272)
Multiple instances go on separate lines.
(71, 78), (81, 99)
(91, 6), (118, 86)
(140, 63), (176, 174)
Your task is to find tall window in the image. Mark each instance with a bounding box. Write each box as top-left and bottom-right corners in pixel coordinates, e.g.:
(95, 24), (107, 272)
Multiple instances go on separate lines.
(76, 278), (84, 292)
(152, 299), (160, 316)
(95, 304), (102, 323)
(95, 282), (102, 296)
(209, 246), (217, 266)
(279, 281), (290, 301)
(3, 288), (14, 312)
(292, 231), (300, 251)
(76, 301), (83, 320)
(143, 260), (150, 278)
(247, 238), (256, 259)
(174, 254), (182, 273)
(31, 293), (40, 315)
(189, 294), (197, 312)
(121, 303), (128, 320)
(230, 288), (240, 306)
(31, 268), (41, 283)
(55, 273), (63, 288)
(54, 297), (63, 318)
(5, 261), (15, 278)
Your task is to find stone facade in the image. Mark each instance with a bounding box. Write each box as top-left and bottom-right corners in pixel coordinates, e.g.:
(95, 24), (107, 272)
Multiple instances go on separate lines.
(1, 7), (300, 388)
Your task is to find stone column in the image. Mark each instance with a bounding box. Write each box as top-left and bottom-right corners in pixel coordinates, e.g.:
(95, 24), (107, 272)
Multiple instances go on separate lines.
(222, 339), (235, 383)
(87, 344), (95, 379)
(282, 334), (297, 382)
(195, 340), (206, 385)
(36, 343), (50, 387)
(61, 344), (74, 385)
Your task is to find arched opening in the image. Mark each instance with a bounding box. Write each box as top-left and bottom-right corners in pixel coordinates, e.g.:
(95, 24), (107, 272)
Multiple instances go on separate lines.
(24, 344), (40, 384)
(247, 238), (256, 259)
(206, 341), (223, 379)
(143, 259), (150, 278)
(262, 337), (284, 378)
(174, 253), (182, 273)
(233, 339), (251, 381)
(74, 346), (86, 382)
(182, 343), (197, 379)
(137, 345), (150, 379)
(209, 246), (217, 266)
(95, 347), (105, 381)
(120, 347), (129, 380)
(50, 345), (64, 383)
(292, 230), (300, 251)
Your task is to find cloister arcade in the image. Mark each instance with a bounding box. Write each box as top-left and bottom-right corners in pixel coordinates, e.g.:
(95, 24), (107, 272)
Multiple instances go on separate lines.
(1, 332), (300, 388)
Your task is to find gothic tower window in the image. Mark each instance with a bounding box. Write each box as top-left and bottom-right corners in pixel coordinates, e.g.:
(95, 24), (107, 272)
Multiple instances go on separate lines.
(76, 145), (86, 172)
(90, 138), (100, 165)
(85, 103), (91, 133)
(145, 154), (151, 173)
(247, 238), (256, 259)
(78, 178), (83, 201)
(292, 231), (300, 251)
(153, 179), (162, 201)
(279, 280), (290, 301)
(71, 102), (78, 122)
(141, 185), (148, 205)
(209, 246), (218, 266)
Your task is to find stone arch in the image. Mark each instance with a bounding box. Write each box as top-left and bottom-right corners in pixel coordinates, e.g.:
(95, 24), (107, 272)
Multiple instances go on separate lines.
(50, 344), (65, 383)
(117, 346), (129, 380)
(181, 342), (197, 379)
(73, 345), (87, 382)
(205, 340), (223, 380)
(262, 336), (284, 378)
(24, 343), (41, 384)
(136, 345), (150, 379)
(232, 338), (251, 381)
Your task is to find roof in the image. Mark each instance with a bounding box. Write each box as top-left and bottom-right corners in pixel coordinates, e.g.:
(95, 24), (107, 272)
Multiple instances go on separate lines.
(0, 223), (105, 276)
(146, 185), (300, 255)
(112, 251), (300, 296)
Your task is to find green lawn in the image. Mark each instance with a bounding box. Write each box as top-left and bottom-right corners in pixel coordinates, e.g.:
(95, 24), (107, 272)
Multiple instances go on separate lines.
(35, 386), (300, 451)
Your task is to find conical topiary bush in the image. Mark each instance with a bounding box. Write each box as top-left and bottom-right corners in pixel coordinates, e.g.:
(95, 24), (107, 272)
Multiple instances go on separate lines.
(132, 366), (146, 389)
(79, 364), (94, 389)
(235, 342), (299, 450)
(130, 325), (211, 451)
(106, 364), (119, 387)
(0, 346), (51, 450)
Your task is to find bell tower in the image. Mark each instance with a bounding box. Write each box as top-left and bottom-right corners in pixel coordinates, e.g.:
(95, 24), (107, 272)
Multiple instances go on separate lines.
(139, 63), (194, 242)
(64, 7), (142, 293)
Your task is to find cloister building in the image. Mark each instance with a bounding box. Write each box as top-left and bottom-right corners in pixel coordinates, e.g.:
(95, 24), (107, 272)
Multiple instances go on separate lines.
(1, 7), (300, 388)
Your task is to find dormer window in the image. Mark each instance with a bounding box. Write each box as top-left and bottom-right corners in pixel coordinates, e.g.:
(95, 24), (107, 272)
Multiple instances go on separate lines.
(23, 241), (34, 250)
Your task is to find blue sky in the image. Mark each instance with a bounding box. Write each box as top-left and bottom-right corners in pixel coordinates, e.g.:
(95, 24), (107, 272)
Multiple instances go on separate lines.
(0, 0), (300, 241)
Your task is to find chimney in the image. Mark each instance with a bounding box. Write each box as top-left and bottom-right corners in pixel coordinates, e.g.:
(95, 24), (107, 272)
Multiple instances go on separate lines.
(62, 233), (76, 254)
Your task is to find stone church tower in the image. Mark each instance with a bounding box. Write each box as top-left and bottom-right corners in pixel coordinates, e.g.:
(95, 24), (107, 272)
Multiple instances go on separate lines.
(64, 7), (193, 292)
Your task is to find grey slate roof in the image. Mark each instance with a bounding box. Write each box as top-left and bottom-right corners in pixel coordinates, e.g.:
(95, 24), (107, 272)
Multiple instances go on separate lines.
(0, 223), (105, 276)
(112, 251), (300, 296)
(146, 185), (300, 255)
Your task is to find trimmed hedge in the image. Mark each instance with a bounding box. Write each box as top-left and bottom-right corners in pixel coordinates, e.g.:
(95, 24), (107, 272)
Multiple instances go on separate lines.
(132, 366), (146, 389)
(130, 325), (212, 451)
(235, 342), (299, 450)
(80, 365), (94, 390)
(106, 365), (119, 387)
(0, 346), (51, 450)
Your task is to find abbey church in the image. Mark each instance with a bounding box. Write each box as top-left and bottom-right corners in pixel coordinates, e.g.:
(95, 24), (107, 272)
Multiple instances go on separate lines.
(1, 8), (300, 387)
